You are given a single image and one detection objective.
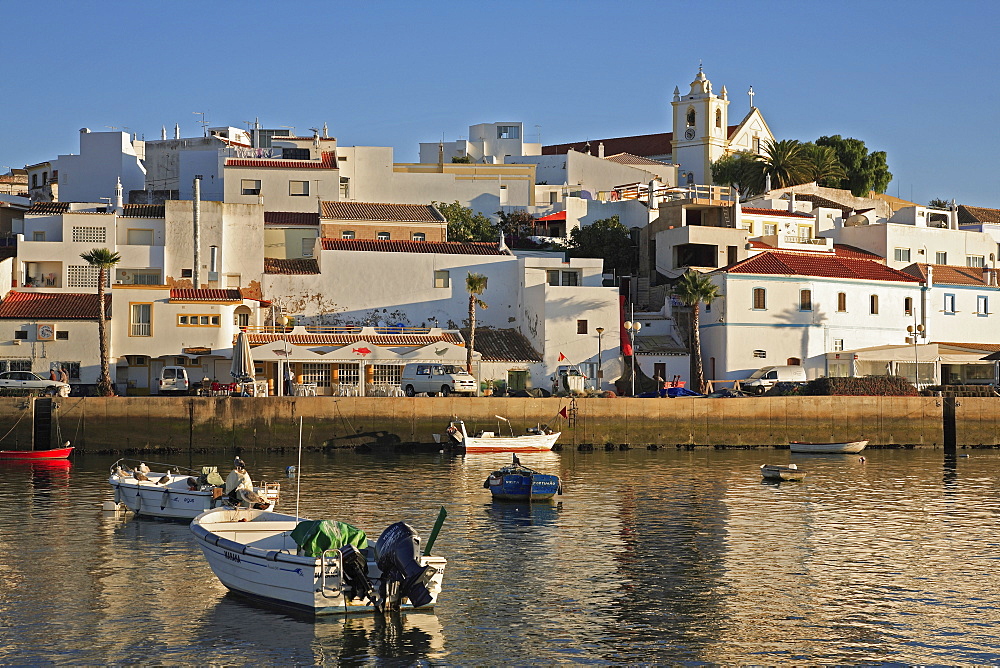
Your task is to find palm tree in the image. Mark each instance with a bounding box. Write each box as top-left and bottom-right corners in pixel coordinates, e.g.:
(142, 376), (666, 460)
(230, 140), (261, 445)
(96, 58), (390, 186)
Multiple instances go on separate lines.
(672, 270), (720, 394)
(80, 248), (121, 396)
(801, 144), (847, 186)
(465, 272), (489, 374)
(761, 139), (808, 189)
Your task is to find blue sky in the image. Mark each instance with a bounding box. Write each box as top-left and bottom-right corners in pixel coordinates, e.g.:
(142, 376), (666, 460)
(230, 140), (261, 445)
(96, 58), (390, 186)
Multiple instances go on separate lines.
(3, 0), (998, 207)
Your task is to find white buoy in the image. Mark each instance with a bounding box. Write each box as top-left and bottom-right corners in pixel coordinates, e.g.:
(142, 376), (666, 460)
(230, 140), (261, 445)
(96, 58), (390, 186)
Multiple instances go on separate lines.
(102, 501), (122, 511)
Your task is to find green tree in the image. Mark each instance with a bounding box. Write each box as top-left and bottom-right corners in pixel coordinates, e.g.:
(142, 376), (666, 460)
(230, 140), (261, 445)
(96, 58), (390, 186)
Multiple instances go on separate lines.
(566, 216), (637, 276)
(465, 273), (489, 375)
(711, 151), (766, 199)
(671, 270), (720, 394)
(451, 155), (472, 164)
(496, 209), (536, 238)
(928, 198), (951, 209)
(761, 139), (808, 189)
(815, 135), (892, 196)
(800, 143), (847, 185)
(80, 247), (121, 396)
(433, 201), (497, 242)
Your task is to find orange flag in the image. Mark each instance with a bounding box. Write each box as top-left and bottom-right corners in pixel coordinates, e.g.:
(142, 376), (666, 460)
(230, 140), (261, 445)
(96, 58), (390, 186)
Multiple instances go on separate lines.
(558, 352), (567, 361)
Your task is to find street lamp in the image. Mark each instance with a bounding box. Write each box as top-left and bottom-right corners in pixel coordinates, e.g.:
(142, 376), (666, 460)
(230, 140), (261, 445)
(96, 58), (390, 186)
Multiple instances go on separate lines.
(623, 320), (642, 396)
(595, 327), (605, 391)
(906, 323), (925, 388)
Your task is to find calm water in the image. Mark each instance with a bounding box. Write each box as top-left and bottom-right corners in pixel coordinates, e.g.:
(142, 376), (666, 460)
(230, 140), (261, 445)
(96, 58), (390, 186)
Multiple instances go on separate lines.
(2, 445), (1000, 665)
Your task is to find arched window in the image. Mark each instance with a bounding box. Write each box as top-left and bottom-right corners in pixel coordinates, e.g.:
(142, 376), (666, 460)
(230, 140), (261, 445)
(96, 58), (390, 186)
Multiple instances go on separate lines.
(870, 294), (879, 315)
(715, 109), (722, 128)
(904, 296), (913, 316)
(686, 109), (696, 127)
(31, 174), (37, 188)
(786, 357), (801, 366)
(837, 292), (847, 312)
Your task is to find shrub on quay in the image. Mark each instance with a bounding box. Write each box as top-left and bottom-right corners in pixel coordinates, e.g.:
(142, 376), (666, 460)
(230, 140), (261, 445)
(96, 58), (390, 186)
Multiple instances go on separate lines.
(800, 375), (918, 396)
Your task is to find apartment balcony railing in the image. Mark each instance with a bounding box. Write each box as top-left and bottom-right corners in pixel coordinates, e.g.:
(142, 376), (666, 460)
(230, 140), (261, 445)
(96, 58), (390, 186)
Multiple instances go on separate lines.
(782, 236), (828, 245)
(241, 325), (436, 335)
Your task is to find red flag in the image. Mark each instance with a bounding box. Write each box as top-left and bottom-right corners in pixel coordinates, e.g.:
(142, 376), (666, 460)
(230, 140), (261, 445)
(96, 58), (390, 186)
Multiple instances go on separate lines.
(558, 352), (567, 361)
(558, 407), (568, 419)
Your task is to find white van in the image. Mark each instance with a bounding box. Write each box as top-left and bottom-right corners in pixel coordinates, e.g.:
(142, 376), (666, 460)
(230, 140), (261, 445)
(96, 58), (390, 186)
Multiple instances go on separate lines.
(400, 363), (477, 396)
(742, 365), (807, 394)
(158, 366), (191, 395)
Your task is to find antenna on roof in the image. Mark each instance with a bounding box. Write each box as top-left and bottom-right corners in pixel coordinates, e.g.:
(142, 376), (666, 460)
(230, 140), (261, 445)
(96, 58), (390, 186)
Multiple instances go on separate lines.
(193, 111), (208, 137)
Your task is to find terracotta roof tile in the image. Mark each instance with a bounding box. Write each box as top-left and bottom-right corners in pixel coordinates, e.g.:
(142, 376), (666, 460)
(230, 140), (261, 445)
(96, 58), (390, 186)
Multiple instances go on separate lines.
(741, 207), (814, 219)
(27, 202), (70, 215)
(320, 201), (445, 222)
(122, 204), (164, 218)
(226, 151), (336, 169)
(0, 291), (110, 319)
(724, 251), (919, 282)
(544, 132), (673, 158)
(901, 263), (991, 286)
(246, 332), (463, 346)
(459, 327), (541, 362)
(264, 258), (320, 274)
(170, 289), (244, 302)
(959, 205), (1000, 225)
(264, 211), (319, 225)
(785, 193), (854, 217)
(320, 238), (507, 255)
(834, 244), (883, 260)
(604, 152), (673, 167)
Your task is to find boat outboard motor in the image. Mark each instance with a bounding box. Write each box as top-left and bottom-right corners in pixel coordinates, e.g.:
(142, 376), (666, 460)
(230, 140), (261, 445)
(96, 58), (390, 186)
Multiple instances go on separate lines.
(375, 522), (433, 610)
(339, 544), (375, 603)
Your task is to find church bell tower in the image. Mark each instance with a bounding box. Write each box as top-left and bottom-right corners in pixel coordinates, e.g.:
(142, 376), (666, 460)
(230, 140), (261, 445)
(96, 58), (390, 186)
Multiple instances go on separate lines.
(671, 65), (729, 187)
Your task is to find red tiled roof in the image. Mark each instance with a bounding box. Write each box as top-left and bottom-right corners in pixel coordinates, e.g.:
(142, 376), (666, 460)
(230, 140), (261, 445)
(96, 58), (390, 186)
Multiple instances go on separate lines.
(27, 202), (70, 215)
(122, 204), (164, 218)
(459, 327), (541, 362)
(901, 263), (989, 286)
(544, 132), (673, 158)
(0, 174), (27, 185)
(264, 258), (320, 274)
(959, 205), (1000, 225)
(320, 238), (507, 255)
(604, 153), (673, 167)
(724, 251), (920, 282)
(264, 211), (319, 225)
(834, 244), (883, 260)
(170, 289), (244, 302)
(320, 201), (445, 223)
(0, 291), (110, 319)
(246, 332), (463, 346)
(226, 151), (336, 169)
(747, 239), (772, 249)
(537, 211), (566, 221)
(741, 207), (814, 219)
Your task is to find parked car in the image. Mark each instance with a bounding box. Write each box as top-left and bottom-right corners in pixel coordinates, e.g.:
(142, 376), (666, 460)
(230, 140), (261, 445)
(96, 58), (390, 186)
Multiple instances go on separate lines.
(157, 366), (191, 395)
(400, 363), (477, 396)
(742, 365), (807, 395)
(0, 371), (71, 396)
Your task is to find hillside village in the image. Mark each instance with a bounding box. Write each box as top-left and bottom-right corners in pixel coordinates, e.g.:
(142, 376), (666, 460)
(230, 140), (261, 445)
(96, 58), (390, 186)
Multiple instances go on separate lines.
(2, 66), (1000, 397)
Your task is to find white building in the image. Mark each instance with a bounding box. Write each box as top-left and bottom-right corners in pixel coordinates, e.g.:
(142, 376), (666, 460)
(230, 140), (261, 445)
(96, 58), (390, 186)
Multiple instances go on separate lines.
(419, 122), (541, 164)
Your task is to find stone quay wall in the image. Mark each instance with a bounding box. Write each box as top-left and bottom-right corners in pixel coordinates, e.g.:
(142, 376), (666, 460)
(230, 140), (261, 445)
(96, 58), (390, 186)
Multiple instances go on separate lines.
(4, 395), (998, 454)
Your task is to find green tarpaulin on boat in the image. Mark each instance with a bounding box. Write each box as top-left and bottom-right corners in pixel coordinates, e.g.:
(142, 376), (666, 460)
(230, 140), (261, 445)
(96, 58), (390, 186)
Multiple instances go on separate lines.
(290, 519), (368, 557)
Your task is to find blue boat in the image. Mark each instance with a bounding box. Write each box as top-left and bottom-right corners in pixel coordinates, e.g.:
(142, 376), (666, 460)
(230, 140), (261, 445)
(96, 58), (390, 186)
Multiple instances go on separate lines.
(483, 455), (563, 502)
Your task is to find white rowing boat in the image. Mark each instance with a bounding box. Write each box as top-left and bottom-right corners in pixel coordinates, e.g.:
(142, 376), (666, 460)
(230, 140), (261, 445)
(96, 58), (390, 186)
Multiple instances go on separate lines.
(788, 440), (868, 454)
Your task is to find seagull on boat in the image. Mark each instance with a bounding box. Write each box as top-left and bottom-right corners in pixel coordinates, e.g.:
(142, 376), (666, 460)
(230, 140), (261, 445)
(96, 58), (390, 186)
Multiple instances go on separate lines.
(135, 471), (149, 482)
(234, 457), (247, 471)
(137, 462), (150, 474)
(156, 474), (171, 485)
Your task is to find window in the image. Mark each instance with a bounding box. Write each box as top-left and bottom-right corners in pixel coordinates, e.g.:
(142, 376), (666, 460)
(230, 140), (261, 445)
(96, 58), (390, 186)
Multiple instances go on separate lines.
(241, 179), (261, 196)
(936, 251), (948, 265)
(342, 230), (355, 240)
(715, 109), (722, 128)
(180, 268), (193, 278)
(209, 246), (218, 273)
(337, 363), (360, 386)
(127, 229), (153, 245)
(904, 297), (913, 316)
(289, 180), (309, 196)
(799, 289), (812, 311)
(132, 272), (161, 285)
(130, 303), (152, 336)
(786, 357), (801, 366)
(968, 255), (985, 268)
(31, 174), (37, 188)
(497, 125), (520, 139)
(978, 295), (988, 316)
(798, 225), (812, 241)
(763, 223), (777, 236)
(870, 294), (879, 314)
(2, 359), (31, 372)
(547, 270), (559, 286)
(561, 271), (579, 286)
(56, 331), (68, 340)
(837, 292), (847, 312)
(177, 314), (220, 327)
(434, 270), (450, 288)
(753, 349), (767, 358)
(833, 339), (844, 351)
(944, 294), (956, 314)
(13, 330), (27, 340)
(32, 231), (45, 242)
(282, 148), (310, 160)
(301, 363), (331, 387)
(340, 177), (350, 198)
(894, 248), (911, 263)
(235, 311), (250, 328)
(577, 320), (588, 334)
(372, 364), (403, 386)
(752, 136), (761, 154)
(412, 232), (426, 241)
(54, 362), (80, 379)
(125, 355), (148, 366)
(301, 237), (315, 257)
(752, 288), (766, 310)
(686, 109), (695, 126)
(72, 227), (106, 243)
(377, 231), (390, 241)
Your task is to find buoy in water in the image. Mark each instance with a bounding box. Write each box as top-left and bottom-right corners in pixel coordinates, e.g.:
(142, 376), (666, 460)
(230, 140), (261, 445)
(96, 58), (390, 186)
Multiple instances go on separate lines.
(102, 501), (122, 511)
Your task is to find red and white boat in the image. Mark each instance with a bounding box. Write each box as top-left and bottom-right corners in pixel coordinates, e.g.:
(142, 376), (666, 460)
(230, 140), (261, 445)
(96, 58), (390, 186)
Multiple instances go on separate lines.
(442, 417), (560, 453)
(0, 441), (73, 460)
(789, 440), (868, 454)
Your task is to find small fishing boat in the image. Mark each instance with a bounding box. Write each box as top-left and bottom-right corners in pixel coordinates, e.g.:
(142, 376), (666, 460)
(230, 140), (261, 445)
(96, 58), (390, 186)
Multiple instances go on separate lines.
(441, 416), (560, 453)
(760, 463), (805, 481)
(484, 454), (562, 501)
(190, 507), (447, 616)
(789, 440), (868, 454)
(108, 458), (280, 521)
(0, 442), (73, 460)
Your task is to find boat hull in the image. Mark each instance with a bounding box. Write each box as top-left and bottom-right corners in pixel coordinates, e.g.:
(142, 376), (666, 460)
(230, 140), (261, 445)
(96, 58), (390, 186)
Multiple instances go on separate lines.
(760, 465), (805, 481)
(109, 470), (278, 521)
(488, 472), (560, 501)
(190, 508), (446, 616)
(789, 440), (868, 454)
(463, 432), (561, 453)
(0, 446), (73, 460)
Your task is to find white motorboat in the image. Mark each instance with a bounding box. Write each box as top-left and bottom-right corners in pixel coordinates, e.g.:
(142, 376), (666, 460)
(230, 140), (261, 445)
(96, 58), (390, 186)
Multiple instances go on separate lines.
(190, 507), (447, 616)
(441, 417), (560, 453)
(108, 459), (280, 521)
(788, 440), (868, 454)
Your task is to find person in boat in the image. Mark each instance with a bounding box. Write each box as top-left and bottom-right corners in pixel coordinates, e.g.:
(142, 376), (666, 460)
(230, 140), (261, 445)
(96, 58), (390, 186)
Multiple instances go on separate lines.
(225, 458), (255, 502)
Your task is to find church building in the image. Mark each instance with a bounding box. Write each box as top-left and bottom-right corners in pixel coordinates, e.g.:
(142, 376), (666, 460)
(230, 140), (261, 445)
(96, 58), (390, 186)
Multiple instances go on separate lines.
(542, 66), (776, 186)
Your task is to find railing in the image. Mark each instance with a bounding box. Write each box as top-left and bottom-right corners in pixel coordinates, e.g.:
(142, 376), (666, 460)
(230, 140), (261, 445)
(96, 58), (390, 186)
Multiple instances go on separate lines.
(130, 323), (151, 337)
(242, 325), (435, 335)
(782, 236), (828, 245)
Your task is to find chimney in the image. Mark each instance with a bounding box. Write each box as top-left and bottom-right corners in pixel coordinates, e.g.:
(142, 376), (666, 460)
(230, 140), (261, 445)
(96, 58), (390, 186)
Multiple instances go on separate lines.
(926, 264), (933, 289)
(323, 122), (329, 138)
(789, 191), (796, 212)
(598, 142), (605, 159)
(193, 176), (202, 288)
(115, 177), (124, 213)
(161, 126), (167, 140)
(174, 123), (180, 139)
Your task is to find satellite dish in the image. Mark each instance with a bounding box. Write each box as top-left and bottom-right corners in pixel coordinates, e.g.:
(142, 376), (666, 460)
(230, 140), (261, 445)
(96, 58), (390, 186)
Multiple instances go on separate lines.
(844, 214), (869, 227)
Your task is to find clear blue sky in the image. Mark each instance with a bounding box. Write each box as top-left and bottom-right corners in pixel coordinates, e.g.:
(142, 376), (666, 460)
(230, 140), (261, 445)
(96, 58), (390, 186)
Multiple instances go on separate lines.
(3, 0), (998, 207)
